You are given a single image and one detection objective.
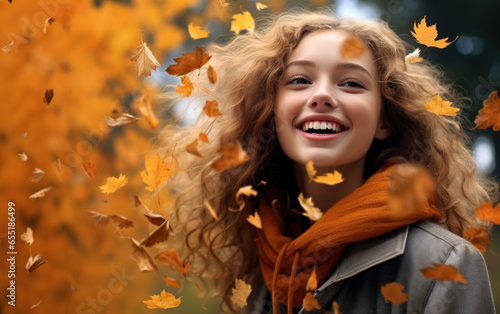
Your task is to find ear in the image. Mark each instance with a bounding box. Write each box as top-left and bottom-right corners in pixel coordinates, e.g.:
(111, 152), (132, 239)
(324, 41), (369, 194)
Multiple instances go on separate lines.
(374, 118), (391, 140)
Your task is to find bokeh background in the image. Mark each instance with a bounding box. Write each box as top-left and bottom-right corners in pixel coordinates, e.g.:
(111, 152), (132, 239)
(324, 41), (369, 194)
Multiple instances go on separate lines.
(0, 0), (498, 313)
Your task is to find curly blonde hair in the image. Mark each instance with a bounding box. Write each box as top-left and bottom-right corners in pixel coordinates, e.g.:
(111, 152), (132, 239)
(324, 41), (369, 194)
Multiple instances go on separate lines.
(158, 10), (497, 313)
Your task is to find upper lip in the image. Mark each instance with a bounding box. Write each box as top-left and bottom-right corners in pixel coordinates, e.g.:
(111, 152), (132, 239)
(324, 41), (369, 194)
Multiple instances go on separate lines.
(295, 114), (349, 129)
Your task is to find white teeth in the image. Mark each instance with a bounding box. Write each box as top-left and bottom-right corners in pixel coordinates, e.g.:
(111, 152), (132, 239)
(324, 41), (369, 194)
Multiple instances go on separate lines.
(301, 120), (343, 132)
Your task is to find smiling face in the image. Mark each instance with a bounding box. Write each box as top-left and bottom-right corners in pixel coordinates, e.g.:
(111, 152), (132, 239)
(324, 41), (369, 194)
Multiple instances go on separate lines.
(274, 30), (390, 173)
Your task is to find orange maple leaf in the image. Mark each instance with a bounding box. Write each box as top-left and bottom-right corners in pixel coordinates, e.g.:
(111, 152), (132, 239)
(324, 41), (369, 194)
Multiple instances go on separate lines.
(163, 276), (182, 288)
(99, 174), (128, 194)
(475, 201), (500, 224)
(475, 91), (500, 131)
(464, 227), (490, 253)
(424, 95), (459, 116)
(175, 76), (194, 98)
(411, 16), (458, 49)
(420, 263), (467, 283)
(203, 100), (222, 117)
(166, 46), (212, 76)
(143, 289), (182, 309)
(155, 249), (190, 276)
(381, 282), (408, 304)
(198, 132), (209, 143)
(140, 151), (171, 192)
(340, 36), (366, 59)
(302, 292), (321, 311)
(313, 171), (344, 186)
(230, 11), (255, 35)
(188, 22), (210, 40)
(211, 142), (250, 171)
(130, 42), (161, 77)
(207, 65), (217, 84)
(230, 279), (252, 308)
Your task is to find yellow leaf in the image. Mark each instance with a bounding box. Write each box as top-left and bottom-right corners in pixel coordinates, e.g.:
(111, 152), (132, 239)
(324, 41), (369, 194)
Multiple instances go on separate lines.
(305, 160), (317, 182)
(155, 249), (190, 276)
(186, 139), (203, 157)
(29, 186), (53, 199)
(421, 263), (467, 283)
(175, 76), (194, 98)
(99, 174), (128, 194)
(166, 46), (212, 76)
(130, 42), (161, 77)
(230, 279), (252, 308)
(381, 282), (408, 304)
(203, 100), (222, 117)
(230, 11), (255, 35)
(204, 200), (219, 221)
(411, 16), (458, 49)
(475, 91), (500, 131)
(20, 227), (34, 247)
(312, 171), (344, 186)
(405, 48), (424, 64)
(298, 193), (323, 221)
(207, 65), (217, 84)
(246, 211), (262, 229)
(424, 95), (459, 116)
(302, 292), (321, 311)
(143, 289), (182, 309)
(140, 151), (171, 192)
(198, 132), (209, 143)
(340, 36), (366, 59)
(306, 268), (318, 291)
(188, 22), (210, 40)
(256, 2), (268, 10)
(212, 142), (250, 171)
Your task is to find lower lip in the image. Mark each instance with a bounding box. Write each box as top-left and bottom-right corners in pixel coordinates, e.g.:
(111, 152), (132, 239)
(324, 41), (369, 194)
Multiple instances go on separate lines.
(298, 129), (346, 141)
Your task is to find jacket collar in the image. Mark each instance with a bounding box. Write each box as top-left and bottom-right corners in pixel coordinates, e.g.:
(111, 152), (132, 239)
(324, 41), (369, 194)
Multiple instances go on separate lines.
(318, 225), (409, 291)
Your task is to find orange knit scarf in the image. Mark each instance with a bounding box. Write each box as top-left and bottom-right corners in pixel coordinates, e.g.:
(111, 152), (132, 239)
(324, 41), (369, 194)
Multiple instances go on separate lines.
(256, 164), (441, 313)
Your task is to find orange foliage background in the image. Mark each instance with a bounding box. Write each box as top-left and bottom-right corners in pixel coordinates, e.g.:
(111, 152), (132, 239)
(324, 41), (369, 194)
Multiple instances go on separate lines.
(0, 0), (498, 313)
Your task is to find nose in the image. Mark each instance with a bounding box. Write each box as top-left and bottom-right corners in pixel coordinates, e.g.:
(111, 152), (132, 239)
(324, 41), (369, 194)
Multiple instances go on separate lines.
(307, 80), (338, 109)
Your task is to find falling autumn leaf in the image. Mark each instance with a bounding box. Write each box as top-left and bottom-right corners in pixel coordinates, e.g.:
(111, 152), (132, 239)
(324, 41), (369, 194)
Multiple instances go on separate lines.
(99, 174), (128, 194)
(143, 289), (182, 309)
(29, 168), (46, 182)
(246, 211), (262, 229)
(231, 185), (258, 211)
(464, 227), (490, 253)
(43, 89), (54, 105)
(381, 282), (408, 304)
(207, 65), (217, 84)
(411, 16), (458, 49)
(2, 41), (14, 54)
(204, 199), (219, 221)
(256, 2), (268, 10)
(405, 48), (424, 64)
(31, 301), (42, 309)
(18, 153), (28, 161)
(475, 201), (500, 224)
(203, 100), (222, 117)
(88, 211), (111, 227)
(340, 36), (366, 59)
(420, 263), (467, 283)
(109, 214), (134, 229)
(188, 22), (210, 40)
(306, 268), (318, 291)
(140, 219), (174, 247)
(82, 161), (98, 179)
(313, 171), (344, 186)
(42, 17), (54, 34)
(198, 132), (209, 143)
(298, 192), (323, 221)
(155, 249), (190, 276)
(29, 187), (53, 200)
(305, 160), (317, 182)
(186, 139), (203, 157)
(134, 91), (159, 130)
(130, 42), (161, 77)
(104, 113), (140, 127)
(175, 76), (194, 98)
(130, 238), (157, 272)
(424, 94), (459, 116)
(332, 301), (341, 314)
(194, 282), (204, 291)
(140, 151), (172, 192)
(212, 142), (250, 171)
(166, 46), (212, 76)
(163, 276), (182, 288)
(230, 11), (255, 35)
(302, 292), (321, 311)
(20, 227), (34, 247)
(475, 91), (500, 131)
(26, 254), (46, 273)
(144, 212), (166, 226)
(230, 279), (252, 308)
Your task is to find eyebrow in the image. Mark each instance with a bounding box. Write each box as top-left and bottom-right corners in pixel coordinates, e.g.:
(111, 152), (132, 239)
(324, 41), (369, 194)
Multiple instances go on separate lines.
(284, 60), (373, 78)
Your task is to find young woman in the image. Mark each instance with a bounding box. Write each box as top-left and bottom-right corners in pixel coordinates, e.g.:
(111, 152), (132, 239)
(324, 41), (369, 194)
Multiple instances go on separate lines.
(160, 10), (497, 314)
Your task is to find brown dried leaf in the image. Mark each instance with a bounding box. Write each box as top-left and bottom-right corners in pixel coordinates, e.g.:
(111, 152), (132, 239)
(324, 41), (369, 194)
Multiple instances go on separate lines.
(29, 168), (46, 182)
(144, 212), (166, 226)
(43, 89), (54, 105)
(109, 214), (134, 229)
(29, 187), (53, 200)
(26, 254), (46, 273)
(207, 65), (217, 84)
(20, 227), (34, 247)
(130, 42), (161, 77)
(230, 279), (252, 308)
(140, 219), (174, 247)
(212, 142), (250, 172)
(82, 161), (97, 179)
(155, 249), (189, 276)
(475, 91), (500, 131)
(104, 113), (140, 127)
(166, 46), (212, 76)
(88, 211), (111, 227)
(130, 238), (157, 272)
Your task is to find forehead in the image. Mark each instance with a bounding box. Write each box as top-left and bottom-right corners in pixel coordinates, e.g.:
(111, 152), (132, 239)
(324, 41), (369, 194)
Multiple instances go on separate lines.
(287, 30), (377, 74)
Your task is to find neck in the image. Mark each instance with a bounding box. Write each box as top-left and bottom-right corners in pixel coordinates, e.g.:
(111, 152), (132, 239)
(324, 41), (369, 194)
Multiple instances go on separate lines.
(293, 160), (366, 212)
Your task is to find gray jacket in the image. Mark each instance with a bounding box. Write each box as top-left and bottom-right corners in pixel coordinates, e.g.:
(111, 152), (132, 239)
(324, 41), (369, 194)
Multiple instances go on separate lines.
(250, 220), (495, 314)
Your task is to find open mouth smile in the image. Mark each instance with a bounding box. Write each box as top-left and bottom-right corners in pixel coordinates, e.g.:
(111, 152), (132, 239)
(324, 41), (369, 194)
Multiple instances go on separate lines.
(299, 120), (346, 134)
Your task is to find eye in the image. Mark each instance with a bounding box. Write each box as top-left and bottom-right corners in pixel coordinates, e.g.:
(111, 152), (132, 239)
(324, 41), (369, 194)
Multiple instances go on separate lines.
(341, 79), (365, 89)
(286, 75), (310, 85)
